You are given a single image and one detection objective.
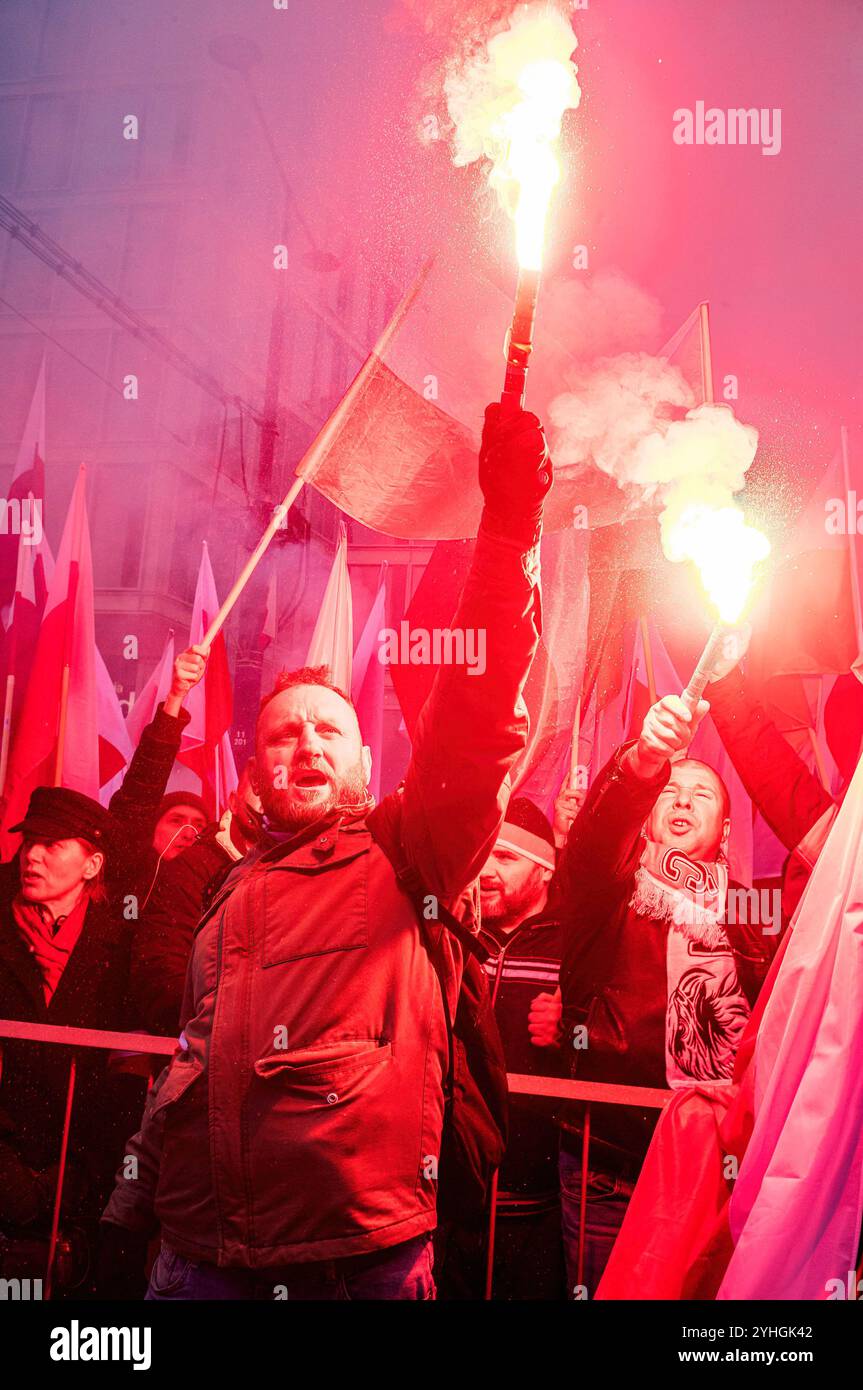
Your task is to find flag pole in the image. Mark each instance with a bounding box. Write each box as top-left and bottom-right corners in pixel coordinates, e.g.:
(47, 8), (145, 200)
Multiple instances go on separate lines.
(639, 616), (658, 706)
(699, 301), (714, 405)
(54, 468), (85, 786)
(200, 257), (435, 654)
(840, 425), (863, 658)
(568, 693), (582, 779)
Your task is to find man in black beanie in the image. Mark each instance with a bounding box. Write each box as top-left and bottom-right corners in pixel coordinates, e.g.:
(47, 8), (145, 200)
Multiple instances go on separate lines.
(438, 797), (568, 1299)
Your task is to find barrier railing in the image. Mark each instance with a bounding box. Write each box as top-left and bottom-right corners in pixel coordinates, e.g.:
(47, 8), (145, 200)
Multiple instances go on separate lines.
(0, 1019), (681, 1300)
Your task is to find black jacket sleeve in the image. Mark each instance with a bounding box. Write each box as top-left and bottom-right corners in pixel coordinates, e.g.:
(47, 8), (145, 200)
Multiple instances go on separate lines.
(556, 743), (670, 1013)
(107, 704), (191, 904)
(109, 703), (191, 844)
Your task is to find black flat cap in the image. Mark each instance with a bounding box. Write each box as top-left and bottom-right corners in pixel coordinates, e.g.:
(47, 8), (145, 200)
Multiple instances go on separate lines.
(10, 786), (115, 852)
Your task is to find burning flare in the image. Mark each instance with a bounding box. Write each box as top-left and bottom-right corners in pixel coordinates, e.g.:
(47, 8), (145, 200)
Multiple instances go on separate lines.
(445, 3), (580, 269)
(664, 503), (771, 624)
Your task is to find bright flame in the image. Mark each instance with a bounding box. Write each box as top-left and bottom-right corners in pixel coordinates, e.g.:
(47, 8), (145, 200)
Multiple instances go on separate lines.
(665, 504), (771, 624)
(494, 57), (572, 268)
(445, 5), (580, 270)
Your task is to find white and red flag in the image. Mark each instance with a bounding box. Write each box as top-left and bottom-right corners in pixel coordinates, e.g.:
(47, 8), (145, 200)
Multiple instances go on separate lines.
(306, 523), (353, 694)
(177, 543), (237, 816)
(1, 468), (99, 852)
(0, 356), (46, 620)
(716, 758), (863, 1298)
(95, 649), (133, 794)
(125, 630), (176, 747)
(351, 565), (387, 802)
(296, 256), (622, 541)
(0, 510), (53, 779)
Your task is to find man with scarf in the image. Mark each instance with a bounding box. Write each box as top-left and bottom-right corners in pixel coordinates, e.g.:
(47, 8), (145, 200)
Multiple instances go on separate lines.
(555, 691), (773, 1297)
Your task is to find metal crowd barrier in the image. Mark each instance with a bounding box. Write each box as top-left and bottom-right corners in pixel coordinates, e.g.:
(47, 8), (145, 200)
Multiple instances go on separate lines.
(0, 1019), (676, 1299)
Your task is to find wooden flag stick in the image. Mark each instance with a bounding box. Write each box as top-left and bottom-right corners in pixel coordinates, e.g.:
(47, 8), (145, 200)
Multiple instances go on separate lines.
(840, 425), (863, 658)
(54, 469), (86, 786)
(200, 257), (435, 654)
(639, 615), (658, 706)
(699, 301), (715, 405)
(569, 694), (582, 779)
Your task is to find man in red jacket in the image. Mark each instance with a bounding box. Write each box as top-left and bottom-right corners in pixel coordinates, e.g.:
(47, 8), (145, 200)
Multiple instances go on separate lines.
(102, 404), (552, 1300)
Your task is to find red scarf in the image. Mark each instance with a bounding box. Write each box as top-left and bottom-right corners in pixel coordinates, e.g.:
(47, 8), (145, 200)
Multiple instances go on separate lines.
(12, 891), (89, 1004)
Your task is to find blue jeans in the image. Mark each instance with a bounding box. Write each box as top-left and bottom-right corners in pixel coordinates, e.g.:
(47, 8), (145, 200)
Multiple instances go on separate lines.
(558, 1149), (633, 1299)
(145, 1232), (435, 1301)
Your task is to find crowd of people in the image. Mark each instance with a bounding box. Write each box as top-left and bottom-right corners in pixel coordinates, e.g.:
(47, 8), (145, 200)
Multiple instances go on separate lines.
(0, 404), (846, 1299)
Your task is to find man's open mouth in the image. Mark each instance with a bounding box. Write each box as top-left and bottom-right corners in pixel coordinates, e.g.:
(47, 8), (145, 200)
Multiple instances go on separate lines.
(669, 816), (694, 832)
(292, 769), (330, 790)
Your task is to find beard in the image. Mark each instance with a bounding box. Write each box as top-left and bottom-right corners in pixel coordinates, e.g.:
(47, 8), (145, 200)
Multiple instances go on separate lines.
(480, 876), (544, 932)
(259, 757), (369, 831)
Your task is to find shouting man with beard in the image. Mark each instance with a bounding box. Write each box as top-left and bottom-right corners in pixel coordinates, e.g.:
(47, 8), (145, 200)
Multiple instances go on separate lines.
(554, 691), (774, 1298)
(102, 403), (552, 1300)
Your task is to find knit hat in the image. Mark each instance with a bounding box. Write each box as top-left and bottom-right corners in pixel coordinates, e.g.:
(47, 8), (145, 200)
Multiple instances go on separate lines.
(157, 790), (209, 821)
(496, 796), (556, 871)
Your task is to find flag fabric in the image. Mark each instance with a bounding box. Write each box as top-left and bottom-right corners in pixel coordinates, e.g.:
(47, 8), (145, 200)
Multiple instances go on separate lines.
(99, 631), (176, 808)
(389, 526), (590, 818)
(351, 565), (387, 803)
(95, 649), (133, 790)
(512, 526), (590, 814)
(717, 756), (863, 1298)
(177, 543), (236, 817)
(0, 355), (46, 618)
(1, 467), (99, 855)
(260, 568), (278, 650)
(214, 728), (239, 821)
(749, 442), (863, 683)
(126, 631), (175, 747)
(0, 517), (53, 757)
(306, 523), (353, 694)
(298, 255), (624, 541)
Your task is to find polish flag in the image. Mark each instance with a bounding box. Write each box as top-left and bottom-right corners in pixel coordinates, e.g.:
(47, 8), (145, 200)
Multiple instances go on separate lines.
(0, 506), (53, 776)
(306, 523), (353, 694)
(717, 759), (863, 1298)
(1, 468), (99, 852)
(126, 630), (175, 746)
(177, 543), (237, 816)
(351, 565), (387, 802)
(95, 649), (133, 790)
(0, 356), (47, 620)
(99, 632), (175, 807)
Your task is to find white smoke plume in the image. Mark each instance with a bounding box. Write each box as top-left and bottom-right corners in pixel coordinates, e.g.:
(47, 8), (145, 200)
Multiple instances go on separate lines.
(550, 342), (762, 583)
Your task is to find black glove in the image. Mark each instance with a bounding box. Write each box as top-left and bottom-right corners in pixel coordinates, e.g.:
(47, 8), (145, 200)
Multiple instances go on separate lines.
(479, 403), (552, 543)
